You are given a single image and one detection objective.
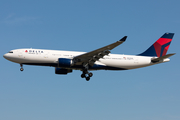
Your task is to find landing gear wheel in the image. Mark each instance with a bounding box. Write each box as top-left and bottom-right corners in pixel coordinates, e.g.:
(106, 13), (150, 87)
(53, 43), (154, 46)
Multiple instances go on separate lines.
(86, 77), (90, 81)
(20, 68), (24, 71)
(88, 72), (93, 77)
(81, 74), (85, 78)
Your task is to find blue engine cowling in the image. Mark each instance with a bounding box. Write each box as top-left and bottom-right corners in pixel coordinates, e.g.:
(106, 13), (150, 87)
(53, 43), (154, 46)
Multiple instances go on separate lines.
(58, 58), (74, 67)
(55, 67), (72, 74)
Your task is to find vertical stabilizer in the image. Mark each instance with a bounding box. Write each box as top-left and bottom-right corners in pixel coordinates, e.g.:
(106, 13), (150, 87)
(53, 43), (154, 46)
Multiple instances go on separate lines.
(139, 33), (174, 57)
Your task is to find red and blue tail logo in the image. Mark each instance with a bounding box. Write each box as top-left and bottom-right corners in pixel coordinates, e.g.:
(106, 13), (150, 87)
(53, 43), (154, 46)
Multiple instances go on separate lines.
(139, 33), (174, 57)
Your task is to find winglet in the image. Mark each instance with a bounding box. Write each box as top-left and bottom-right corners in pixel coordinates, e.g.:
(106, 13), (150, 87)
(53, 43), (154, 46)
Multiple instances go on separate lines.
(120, 36), (127, 42)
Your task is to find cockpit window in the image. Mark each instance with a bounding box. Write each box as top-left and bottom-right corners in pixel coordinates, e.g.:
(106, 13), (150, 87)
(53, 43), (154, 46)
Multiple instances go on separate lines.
(8, 51), (13, 53)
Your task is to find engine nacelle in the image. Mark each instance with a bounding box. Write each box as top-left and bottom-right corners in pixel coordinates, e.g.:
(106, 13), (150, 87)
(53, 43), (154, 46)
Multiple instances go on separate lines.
(55, 67), (72, 74)
(58, 58), (74, 67)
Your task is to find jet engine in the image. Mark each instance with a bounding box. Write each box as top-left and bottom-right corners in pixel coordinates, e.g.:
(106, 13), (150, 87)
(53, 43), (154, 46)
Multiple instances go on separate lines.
(55, 67), (72, 74)
(58, 58), (74, 67)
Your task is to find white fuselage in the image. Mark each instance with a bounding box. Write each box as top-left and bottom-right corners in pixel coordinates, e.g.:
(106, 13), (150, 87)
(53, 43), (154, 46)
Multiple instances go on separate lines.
(3, 48), (170, 71)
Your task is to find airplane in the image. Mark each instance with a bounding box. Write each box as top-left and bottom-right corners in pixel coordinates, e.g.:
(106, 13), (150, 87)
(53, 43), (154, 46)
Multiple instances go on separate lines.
(3, 33), (175, 81)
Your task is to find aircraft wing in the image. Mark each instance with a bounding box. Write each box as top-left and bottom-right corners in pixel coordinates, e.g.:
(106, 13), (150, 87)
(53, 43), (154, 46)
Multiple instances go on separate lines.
(73, 36), (127, 66)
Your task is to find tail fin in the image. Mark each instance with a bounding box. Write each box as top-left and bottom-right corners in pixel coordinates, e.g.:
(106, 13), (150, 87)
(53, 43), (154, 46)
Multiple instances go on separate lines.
(139, 33), (174, 57)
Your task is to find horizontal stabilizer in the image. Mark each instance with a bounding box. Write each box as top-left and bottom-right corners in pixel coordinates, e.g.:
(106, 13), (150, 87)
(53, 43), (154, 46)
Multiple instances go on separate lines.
(151, 53), (176, 63)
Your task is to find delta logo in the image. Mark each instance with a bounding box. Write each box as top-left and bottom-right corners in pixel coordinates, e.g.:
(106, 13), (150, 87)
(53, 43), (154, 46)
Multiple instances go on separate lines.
(25, 50), (44, 53)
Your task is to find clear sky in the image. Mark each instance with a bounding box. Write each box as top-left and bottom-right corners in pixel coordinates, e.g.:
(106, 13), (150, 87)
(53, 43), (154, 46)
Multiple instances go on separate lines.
(1, 0), (180, 120)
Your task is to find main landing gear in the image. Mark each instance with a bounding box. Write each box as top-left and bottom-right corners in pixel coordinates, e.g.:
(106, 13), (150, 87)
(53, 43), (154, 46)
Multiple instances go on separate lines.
(20, 64), (24, 71)
(81, 63), (93, 81)
(81, 71), (93, 81)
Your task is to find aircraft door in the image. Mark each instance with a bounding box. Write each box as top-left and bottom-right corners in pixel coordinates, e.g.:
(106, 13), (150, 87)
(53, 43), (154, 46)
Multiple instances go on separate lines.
(18, 50), (24, 58)
(134, 57), (139, 64)
(44, 51), (48, 58)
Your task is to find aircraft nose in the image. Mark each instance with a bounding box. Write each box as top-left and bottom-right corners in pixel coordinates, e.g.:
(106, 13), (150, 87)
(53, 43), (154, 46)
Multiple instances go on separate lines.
(3, 53), (8, 59)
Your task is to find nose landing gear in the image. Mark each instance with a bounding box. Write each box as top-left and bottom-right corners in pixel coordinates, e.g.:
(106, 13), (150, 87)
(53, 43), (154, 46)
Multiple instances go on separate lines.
(20, 64), (24, 71)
